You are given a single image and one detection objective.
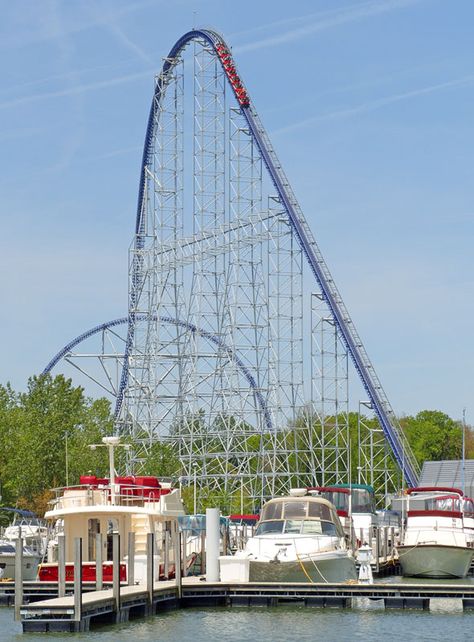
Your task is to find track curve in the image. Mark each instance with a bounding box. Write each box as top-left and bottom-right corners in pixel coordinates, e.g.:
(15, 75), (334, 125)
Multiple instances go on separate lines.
(42, 316), (273, 431)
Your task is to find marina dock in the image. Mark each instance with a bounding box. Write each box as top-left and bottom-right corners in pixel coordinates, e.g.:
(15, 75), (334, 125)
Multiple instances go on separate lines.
(17, 577), (474, 632)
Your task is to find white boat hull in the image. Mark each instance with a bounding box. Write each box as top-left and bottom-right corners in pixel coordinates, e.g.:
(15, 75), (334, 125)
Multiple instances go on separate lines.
(249, 550), (356, 583)
(0, 553), (41, 580)
(397, 544), (473, 579)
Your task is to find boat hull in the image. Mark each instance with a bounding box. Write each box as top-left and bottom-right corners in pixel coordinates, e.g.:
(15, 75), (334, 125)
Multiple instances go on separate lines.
(249, 550), (356, 583)
(0, 554), (41, 581)
(397, 544), (473, 579)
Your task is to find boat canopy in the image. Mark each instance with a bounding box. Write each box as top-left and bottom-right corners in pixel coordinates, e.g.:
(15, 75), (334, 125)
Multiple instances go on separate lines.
(255, 497), (344, 537)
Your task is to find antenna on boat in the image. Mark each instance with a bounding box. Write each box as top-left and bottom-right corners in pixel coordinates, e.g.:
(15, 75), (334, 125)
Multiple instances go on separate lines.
(89, 436), (130, 505)
(462, 408), (466, 495)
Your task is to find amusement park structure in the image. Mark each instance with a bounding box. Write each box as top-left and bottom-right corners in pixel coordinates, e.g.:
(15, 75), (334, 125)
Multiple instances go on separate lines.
(44, 29), (419, 508)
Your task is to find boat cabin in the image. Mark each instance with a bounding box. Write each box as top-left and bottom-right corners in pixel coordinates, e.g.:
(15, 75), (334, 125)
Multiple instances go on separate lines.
(40, 475), (184, 582)
(255, 496), (344, 538)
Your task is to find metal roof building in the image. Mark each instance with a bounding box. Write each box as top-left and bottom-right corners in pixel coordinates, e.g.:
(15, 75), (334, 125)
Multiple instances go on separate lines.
(419, 460), (474, 498)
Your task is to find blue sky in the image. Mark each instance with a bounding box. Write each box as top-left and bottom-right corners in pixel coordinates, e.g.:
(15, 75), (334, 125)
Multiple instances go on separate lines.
(1, 0), (473, 420)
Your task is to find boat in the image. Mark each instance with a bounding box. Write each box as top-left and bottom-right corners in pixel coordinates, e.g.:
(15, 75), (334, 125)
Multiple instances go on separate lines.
(38, 460), (189, 584)
(1, 508), (49, 556)
(234, 490), (356, 582)
(311, 484), (378, 547)
(396, 486), (474, 578)
(0, 540), (43, 581)
(463, 496), (474, 547)
(0, 509), (48, 580)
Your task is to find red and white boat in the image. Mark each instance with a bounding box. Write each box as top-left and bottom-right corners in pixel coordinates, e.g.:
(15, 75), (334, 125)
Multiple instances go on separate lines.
(39, 439), (188, 584)
(397, 486), (474, 579)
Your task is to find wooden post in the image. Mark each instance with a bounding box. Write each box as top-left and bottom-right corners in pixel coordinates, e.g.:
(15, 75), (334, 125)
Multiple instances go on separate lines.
(146, 532), (154, 606)
(164, 530), (170, 580)
(200, 531), (206, 575)
(95, 533), (103, 591)
(14, 536), (23, 622)
(128, 532), (135, 586)
(173, 524), (182, 598)
(375, 528), (381, 573)
(73, 537), (82, 623)
(58, 533), (66, 598)
(384, 527), (389, 562)
(182, 530), (188, 577)
(112, 532), (120, 615)
(223, 526), (228, 556)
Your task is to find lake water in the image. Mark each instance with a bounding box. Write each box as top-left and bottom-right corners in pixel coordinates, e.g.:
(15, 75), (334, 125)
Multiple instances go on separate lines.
(2, 595), (474, 642)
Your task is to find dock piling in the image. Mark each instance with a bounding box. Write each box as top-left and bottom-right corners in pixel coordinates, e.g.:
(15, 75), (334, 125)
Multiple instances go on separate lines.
(58, 533), (66, 598)
(164, 530), (170, 579)
(73, 537), (82, 623)
(95, 533), (103, 591)
(146, 532), (154, 606)
(112, 532), (120, 615)
(206, 508), (220, 583)
(14, 535), (23, 621)
(128, 532), (135, 586)
(173, 524), (182, 598)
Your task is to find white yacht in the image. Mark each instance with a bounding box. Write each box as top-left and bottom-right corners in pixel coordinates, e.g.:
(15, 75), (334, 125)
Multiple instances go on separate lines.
(2, 509), (48, 556)
(0, 509), (48, 580)
(0, 541), (43, 581)
(397, 487), (474, 578)
(39, 473), (187, 584)
(234, 490), (356, 583)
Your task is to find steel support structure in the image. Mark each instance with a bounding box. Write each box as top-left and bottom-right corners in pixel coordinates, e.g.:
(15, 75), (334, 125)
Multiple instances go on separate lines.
(44, 29), (419, 511)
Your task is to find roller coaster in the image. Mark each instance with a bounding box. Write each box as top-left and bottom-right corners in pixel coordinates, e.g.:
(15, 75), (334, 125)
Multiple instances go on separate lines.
(44, 29), (419, 507)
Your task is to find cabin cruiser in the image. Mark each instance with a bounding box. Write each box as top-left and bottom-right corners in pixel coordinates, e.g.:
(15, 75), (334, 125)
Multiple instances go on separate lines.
(0, 509), (48, 580)
(397, 487), (474, 578)
(1, 509), (49, 556)
(463, 497), (474, 547)
(311, 484), (378, 547)
(39, 473), (188, 584)
(234, 490), (356, 582)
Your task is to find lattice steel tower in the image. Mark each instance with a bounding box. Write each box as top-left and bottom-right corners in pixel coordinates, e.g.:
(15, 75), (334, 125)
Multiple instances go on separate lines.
(109, 29), (420, 509)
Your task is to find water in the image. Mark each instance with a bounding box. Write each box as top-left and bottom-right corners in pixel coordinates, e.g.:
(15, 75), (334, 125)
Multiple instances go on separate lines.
(1, 598), (474, 642)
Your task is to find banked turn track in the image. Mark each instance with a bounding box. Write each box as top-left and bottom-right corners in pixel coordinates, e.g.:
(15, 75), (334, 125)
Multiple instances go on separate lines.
(51, 29), (420, 486)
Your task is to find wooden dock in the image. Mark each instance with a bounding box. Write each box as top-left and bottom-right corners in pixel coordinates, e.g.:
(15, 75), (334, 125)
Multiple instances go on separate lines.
(18, 577), (474, 632)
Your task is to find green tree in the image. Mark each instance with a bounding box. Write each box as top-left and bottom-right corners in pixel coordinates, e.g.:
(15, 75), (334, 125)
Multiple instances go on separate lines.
(402, 410), (462, 465)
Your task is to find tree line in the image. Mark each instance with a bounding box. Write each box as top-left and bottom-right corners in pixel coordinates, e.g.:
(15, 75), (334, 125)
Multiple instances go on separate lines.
(0, 374), (471, 517)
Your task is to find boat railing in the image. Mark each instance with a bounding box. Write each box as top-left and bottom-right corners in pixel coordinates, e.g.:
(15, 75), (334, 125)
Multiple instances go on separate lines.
(48, 483), (171, 510)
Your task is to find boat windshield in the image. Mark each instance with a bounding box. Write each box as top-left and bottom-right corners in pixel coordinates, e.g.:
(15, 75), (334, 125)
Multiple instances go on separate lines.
(465, 499), (474, 518)
(427, 496), (462, 512)
(260, 500), (335, 522)
(255, 519), (342, 537)
(351, 488), (375, 513)
(319, 491), (349, 512)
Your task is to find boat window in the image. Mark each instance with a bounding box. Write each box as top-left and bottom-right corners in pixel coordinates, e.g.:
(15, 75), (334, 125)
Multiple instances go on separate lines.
(465, 500), (474, 518)
(301, 521), (323, 535)
(255, 520), (284, 535)
(321, 492), (349, 512)
(321, 521), (339, 536)
(284, 519), (302, 534)
(261, 502), (282, 521)
(106, 518), (119, 561)
(426, 496), (462, 513)
(283, 501), (307, 519)
(88, 519), (100, 561)
(351, 489), (375, 513)
(307, 503), (332, 521)
(0, 544), (15, 554)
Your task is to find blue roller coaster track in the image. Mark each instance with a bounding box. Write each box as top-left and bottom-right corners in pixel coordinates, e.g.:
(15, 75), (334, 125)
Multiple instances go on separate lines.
(43, 316), (274, 433)
(113, 28), (419, 486)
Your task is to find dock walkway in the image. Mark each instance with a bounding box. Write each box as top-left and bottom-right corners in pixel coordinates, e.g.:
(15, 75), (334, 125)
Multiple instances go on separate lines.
(19, 577), (474, 632)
